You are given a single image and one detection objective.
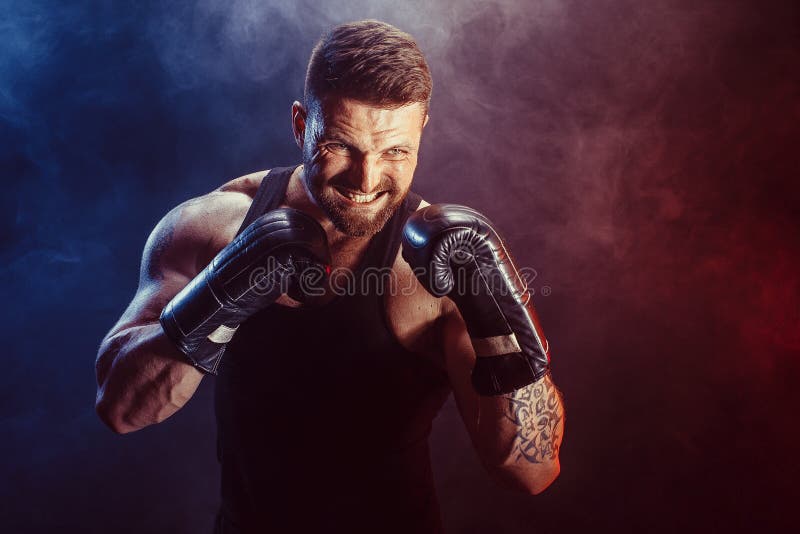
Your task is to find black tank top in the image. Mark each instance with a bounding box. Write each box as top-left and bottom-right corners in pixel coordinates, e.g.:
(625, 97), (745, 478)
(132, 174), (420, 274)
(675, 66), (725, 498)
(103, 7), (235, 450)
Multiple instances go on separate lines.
(214, 165), (452, 534)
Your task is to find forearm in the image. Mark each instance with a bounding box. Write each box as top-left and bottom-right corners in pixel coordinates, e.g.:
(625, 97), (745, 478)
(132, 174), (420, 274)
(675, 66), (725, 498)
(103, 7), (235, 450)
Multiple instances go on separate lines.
(95, 322), (203, 434)
(403, 203), (563, 492)
(472, 373), (565, 493)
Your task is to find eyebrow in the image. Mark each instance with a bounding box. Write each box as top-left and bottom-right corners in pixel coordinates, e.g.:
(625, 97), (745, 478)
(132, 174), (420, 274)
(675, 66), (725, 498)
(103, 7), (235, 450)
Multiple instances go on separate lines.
(322, 127), (350, 139)
(321, 129), (415, 151)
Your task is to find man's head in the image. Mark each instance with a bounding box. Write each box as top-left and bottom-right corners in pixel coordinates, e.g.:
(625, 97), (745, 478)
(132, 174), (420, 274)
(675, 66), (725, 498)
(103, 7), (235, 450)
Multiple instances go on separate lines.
(292, 20), (432, 238)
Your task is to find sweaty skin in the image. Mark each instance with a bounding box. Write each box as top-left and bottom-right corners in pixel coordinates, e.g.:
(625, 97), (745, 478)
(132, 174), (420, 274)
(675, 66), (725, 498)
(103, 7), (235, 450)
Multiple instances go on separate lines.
(95, 97), (563, 495)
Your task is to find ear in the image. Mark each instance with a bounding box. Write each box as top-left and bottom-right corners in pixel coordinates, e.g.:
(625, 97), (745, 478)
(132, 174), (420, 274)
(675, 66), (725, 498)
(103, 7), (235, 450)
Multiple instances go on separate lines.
(422, 113), (430, 129)
(291, 101), (307, 150)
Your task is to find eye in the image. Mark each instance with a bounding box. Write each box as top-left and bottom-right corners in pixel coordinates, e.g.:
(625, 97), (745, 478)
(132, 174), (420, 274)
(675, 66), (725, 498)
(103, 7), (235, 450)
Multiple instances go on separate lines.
(384, 148), (408, 160)
(325, 143), (350, 153)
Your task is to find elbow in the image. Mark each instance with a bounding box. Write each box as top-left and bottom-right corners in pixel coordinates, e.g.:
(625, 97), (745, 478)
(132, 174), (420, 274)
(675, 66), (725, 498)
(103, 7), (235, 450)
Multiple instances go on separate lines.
(487, 458), (561, 496)
(95, 394), (140, 435)
(525, 460), (560, 495)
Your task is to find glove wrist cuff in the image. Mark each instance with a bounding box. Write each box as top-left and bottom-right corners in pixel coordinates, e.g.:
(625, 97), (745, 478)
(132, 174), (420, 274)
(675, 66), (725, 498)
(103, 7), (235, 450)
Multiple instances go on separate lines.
(471, 352), (550, 396)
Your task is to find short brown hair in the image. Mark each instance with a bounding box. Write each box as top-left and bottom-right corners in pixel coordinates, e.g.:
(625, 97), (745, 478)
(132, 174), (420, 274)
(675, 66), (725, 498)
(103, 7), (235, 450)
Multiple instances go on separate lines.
(304, 20), (432, 112)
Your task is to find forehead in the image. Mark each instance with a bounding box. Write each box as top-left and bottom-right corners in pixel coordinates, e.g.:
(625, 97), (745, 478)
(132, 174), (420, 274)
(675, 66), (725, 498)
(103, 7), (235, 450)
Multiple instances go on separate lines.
(314, 96), (425, 139)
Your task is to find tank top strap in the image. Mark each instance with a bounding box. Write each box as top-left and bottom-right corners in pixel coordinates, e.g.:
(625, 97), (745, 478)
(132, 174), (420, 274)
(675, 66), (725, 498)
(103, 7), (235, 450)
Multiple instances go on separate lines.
(374, 190), (423, 269)
(233, 165), (298, 236)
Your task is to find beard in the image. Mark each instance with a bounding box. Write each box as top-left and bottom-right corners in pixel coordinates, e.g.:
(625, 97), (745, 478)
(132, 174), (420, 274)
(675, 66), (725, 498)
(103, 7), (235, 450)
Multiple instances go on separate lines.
(302, 164), (407, 238)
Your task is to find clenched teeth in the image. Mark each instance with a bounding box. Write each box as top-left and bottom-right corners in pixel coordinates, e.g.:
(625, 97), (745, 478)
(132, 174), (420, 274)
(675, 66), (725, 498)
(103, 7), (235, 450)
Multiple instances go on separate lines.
(340, 190), (382, 203)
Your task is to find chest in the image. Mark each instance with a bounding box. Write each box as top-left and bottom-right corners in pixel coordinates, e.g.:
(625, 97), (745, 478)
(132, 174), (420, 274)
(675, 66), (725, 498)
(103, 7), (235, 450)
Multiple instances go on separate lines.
(272, 245), (446, 371)
(380, 247), (446, 370)
(279, 223), (443, 361)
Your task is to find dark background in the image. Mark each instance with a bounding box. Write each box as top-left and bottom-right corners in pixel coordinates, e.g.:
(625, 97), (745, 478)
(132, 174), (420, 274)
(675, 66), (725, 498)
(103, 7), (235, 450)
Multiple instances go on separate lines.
(2, 0), (798, 532)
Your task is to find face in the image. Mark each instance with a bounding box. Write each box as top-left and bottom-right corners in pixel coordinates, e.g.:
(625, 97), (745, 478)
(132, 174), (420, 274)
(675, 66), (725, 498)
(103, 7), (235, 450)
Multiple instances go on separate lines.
(292, 96), (429, 238)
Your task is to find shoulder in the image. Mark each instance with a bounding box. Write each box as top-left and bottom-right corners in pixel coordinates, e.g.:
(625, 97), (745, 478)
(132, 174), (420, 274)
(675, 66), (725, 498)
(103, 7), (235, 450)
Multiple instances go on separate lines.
(182, 168), (276, 245)
(215, 169), (270, 198)
(142, 169), (272, 282)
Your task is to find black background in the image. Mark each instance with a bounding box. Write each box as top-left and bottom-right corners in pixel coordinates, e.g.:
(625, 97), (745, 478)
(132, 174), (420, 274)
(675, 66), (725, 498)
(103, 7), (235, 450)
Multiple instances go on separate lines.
(2, 1), (798, 532)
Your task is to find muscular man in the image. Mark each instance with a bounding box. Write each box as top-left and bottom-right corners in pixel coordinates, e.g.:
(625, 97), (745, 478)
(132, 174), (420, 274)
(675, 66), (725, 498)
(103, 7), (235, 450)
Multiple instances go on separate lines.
(95, 20), (564, 534)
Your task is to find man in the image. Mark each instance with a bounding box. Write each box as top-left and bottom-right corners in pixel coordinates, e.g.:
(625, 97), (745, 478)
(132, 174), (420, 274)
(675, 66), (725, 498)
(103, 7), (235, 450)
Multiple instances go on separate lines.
(95, 19), (564, 534)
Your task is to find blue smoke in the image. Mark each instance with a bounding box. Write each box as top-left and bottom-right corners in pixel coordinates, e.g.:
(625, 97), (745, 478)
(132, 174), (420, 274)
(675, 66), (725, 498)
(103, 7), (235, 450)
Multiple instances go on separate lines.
(2, 1), (798, 532)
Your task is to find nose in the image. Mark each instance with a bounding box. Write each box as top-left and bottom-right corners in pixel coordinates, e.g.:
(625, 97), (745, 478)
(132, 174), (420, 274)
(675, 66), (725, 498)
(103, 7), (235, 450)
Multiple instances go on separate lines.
(352, 155), (382, 193)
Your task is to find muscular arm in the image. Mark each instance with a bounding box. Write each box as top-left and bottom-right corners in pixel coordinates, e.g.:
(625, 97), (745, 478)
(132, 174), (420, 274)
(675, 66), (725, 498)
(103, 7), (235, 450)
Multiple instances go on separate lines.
(95, 191), (249, 434)
(441, 299), (565, 494)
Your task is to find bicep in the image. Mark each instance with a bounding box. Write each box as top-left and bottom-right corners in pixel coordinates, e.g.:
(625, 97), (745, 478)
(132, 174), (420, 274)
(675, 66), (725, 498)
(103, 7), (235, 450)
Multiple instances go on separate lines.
(105, 187), (252, 339)
(111, 201), (205, 335)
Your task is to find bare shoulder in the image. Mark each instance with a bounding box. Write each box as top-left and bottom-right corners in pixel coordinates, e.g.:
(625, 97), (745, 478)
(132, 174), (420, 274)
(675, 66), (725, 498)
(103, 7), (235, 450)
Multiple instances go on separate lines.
(216, 169), (270, 198)
(111, 173), (264, 332)
(141, 171), (272, 287)
(175, 170), (277, 265)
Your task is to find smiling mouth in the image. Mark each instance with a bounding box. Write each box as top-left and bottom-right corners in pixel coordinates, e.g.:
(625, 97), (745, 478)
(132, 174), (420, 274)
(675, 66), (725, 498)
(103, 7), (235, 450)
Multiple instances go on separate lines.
(333, 187), (388, 205)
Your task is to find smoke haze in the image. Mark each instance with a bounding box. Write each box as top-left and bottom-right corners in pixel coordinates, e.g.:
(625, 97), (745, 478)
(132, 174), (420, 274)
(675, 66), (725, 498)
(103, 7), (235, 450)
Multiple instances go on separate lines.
(1, 0), (797, 532)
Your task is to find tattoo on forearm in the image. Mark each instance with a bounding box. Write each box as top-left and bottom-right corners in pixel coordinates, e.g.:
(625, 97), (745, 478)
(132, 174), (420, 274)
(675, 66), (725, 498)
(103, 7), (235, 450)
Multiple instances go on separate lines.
(503, 374), (563, 464)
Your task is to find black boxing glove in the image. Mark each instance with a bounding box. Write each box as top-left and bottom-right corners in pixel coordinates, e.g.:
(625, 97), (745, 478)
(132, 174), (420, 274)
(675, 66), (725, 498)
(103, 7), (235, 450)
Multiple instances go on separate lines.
(402, 204), (550, 396)
(159, 208), (330, 374)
